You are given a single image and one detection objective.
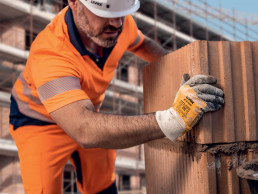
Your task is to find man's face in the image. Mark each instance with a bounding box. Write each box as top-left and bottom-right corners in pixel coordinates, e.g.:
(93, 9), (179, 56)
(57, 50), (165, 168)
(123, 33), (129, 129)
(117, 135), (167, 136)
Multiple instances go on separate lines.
(76, 2), (125, 48)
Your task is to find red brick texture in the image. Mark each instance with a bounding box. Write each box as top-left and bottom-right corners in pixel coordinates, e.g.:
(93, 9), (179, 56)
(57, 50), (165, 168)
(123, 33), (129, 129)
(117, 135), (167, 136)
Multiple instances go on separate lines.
(143, 41), (258, 144)
(143, 41), (258, 193)
(144, 139), (257, 194)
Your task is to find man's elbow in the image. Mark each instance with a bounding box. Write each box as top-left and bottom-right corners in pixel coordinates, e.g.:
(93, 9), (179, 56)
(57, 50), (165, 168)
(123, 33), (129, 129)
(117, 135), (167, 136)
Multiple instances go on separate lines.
(74, 123), (101, 149)
(75, 135), (97, 149)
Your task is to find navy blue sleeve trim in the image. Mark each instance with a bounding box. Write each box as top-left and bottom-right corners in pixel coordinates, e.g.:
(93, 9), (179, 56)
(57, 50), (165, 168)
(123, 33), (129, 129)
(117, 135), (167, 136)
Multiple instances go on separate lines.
(9, 96), (55, 130)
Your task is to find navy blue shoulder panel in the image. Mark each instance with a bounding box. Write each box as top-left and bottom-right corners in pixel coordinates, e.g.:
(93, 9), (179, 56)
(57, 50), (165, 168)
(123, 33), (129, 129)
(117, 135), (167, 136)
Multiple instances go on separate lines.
(65, 7), (114, 70)
(9, 96), (55, 130)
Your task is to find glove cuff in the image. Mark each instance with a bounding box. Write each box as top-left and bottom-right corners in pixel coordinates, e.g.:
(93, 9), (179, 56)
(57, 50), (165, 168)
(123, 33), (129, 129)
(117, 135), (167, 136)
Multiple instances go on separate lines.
(155, 108), (185, 141)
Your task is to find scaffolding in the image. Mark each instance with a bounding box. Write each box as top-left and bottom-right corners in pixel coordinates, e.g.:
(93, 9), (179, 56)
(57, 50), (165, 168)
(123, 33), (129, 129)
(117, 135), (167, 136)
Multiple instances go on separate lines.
(0, 0), (257, 193)
(0, 0), (257, 112)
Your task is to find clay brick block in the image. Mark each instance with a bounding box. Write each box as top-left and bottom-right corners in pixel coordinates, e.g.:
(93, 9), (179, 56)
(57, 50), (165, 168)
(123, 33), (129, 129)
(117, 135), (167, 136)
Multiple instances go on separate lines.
(0, 156), (24, 194)
(0, 27), (25, 50)
(0, 106), (11, 140)
(144, 139), (257, 194)
(143, 41), (258, 144)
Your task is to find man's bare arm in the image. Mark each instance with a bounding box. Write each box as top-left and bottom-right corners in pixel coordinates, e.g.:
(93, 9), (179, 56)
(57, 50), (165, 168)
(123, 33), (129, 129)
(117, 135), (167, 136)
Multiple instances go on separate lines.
(50, 99), (165, 149)
(130, 35), (169, 62)
(50, 75), (224, 149)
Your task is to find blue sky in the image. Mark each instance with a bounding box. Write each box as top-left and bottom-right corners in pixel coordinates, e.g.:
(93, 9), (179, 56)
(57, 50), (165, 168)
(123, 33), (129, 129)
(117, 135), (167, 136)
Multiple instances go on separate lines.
(188, 0), (258, 40)
(209, 0), (258, 15)
(158, 0), (257, 40)
(195, 0), (258, 25)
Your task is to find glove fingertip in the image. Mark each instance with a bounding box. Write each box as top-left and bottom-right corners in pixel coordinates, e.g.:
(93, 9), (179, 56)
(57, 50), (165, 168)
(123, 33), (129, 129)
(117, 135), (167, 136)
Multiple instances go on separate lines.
(181, 73), (190, 85)
(208, 75), (217, 84)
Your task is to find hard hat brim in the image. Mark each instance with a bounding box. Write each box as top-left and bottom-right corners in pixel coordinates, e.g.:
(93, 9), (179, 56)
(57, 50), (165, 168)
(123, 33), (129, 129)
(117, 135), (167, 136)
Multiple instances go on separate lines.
(81, 1), (140, 18)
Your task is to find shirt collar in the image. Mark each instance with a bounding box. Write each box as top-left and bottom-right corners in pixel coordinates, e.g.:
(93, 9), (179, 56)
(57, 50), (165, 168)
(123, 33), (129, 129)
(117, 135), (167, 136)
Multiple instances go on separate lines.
(65, 7), (115, 70)
(65, 7), (90, 56)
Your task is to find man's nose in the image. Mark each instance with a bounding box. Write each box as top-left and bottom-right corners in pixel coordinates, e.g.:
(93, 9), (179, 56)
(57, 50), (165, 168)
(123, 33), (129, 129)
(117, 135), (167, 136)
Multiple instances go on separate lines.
(108, 17), (124, 28)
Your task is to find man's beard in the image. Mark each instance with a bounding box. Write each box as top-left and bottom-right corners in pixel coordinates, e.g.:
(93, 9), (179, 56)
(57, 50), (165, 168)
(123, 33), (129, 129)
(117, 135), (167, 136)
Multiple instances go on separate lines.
(77, 8), (122, 48)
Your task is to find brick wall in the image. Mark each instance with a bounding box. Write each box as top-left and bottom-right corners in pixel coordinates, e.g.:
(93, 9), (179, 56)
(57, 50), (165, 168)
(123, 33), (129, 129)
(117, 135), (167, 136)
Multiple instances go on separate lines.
(0, 106), (11, 140)
(143, 40), (258, 193)
(143, 41), (258, 144)
(0, 26), (25, 50)
(0, 156), (24, 194)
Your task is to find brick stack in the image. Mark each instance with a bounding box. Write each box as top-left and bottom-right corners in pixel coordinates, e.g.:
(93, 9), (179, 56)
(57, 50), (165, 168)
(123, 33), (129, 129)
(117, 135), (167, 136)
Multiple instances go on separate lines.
(143, 41), (258, 194)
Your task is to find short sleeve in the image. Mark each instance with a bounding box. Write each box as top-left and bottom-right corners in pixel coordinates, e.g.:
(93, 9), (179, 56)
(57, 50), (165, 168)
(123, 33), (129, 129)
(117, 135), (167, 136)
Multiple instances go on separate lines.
(29, 50), (89, 113)
(125, 15), (145, 51)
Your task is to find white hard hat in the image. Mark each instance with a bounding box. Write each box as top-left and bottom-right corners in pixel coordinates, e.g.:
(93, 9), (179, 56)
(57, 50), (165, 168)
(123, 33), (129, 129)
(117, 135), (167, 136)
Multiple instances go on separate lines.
(79, 0), (140, 18)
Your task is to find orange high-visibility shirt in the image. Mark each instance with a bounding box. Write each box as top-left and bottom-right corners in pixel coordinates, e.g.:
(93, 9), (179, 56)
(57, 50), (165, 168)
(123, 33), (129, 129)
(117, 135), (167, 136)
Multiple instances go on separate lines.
(10, 6), (144, 129)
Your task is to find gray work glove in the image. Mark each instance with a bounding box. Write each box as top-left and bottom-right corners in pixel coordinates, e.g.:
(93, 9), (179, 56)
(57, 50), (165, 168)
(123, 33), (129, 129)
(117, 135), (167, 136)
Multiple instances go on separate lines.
(155, 74), (224, 141)
(181, 74), (224, 112)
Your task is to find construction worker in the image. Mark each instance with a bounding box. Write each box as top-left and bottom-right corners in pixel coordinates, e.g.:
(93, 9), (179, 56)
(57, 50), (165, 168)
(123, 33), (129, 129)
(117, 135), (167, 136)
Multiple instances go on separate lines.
(9, 0), (224, 193)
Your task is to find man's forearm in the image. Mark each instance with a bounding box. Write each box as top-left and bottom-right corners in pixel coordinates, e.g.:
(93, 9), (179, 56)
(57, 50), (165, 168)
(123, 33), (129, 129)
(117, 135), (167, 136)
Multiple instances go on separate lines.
(50, 100), (165, 149)
(51, 75), (224, 149)
(78, 110), (165, 149)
